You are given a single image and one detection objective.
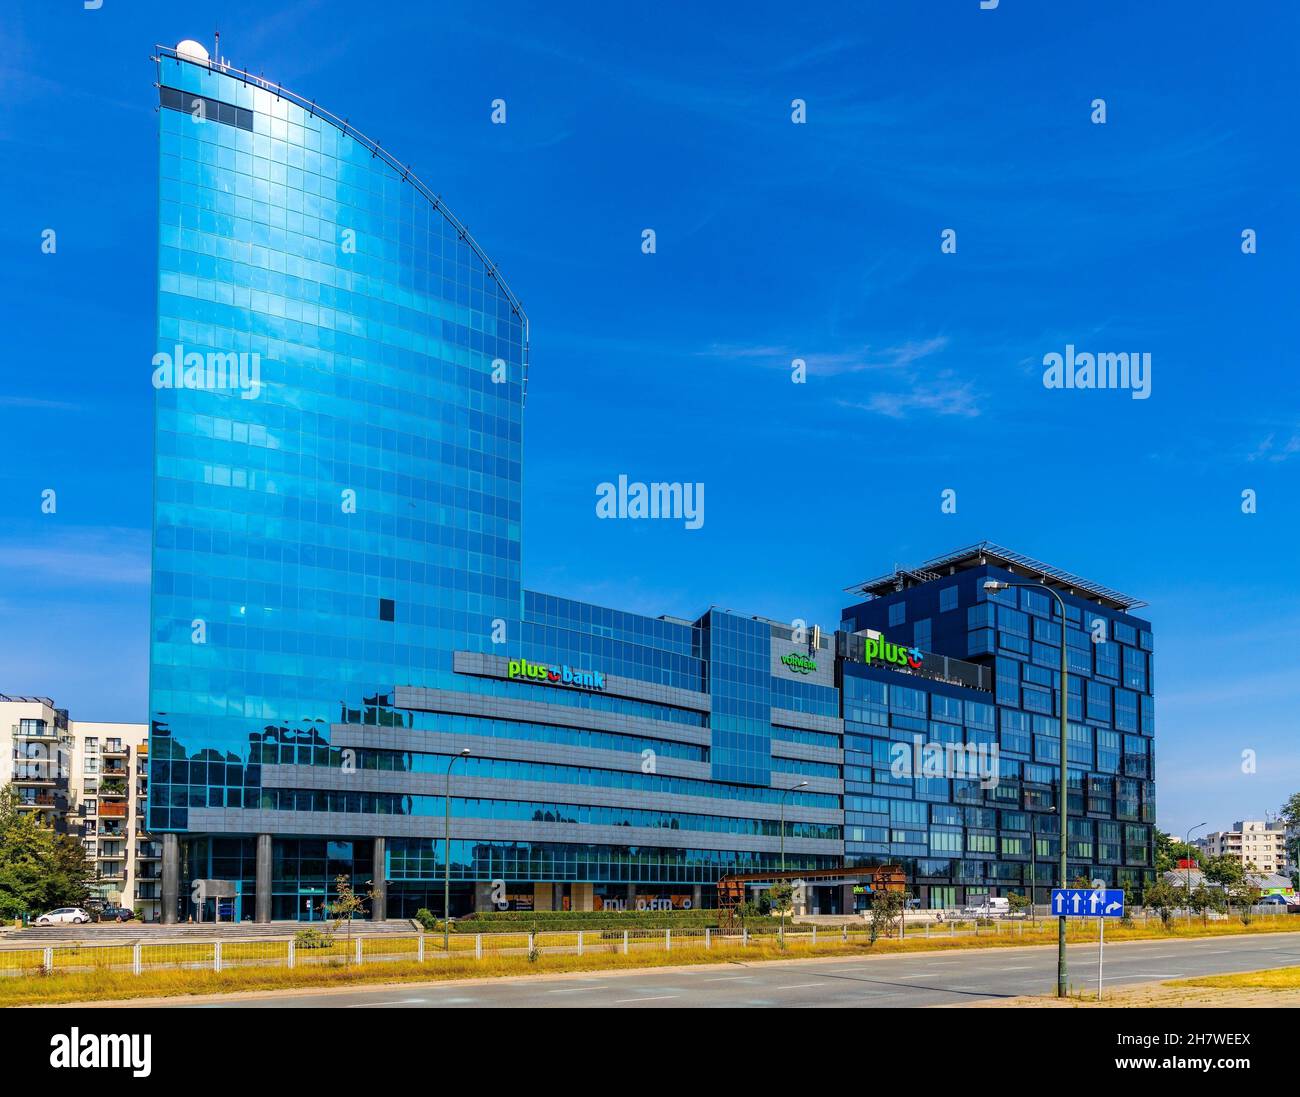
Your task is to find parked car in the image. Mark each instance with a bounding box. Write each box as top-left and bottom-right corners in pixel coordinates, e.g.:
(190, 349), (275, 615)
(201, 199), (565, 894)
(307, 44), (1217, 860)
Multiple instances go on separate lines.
(100, 905), (135, 922)
(35, 907), (93, 925)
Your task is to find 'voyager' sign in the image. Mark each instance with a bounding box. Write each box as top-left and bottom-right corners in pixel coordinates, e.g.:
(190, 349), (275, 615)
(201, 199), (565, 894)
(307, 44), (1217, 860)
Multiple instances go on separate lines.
(864, 634), (923, 670)
(508, 659), (606, 691)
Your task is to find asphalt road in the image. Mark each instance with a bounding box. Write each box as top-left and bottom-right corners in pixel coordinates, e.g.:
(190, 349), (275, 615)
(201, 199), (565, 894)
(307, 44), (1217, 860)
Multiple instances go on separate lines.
(157, 931), (1300, 1008)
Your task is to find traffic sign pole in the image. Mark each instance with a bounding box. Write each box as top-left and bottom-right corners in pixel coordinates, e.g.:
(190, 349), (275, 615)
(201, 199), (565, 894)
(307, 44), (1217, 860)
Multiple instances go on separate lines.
(1098, 916), (1104, 1002)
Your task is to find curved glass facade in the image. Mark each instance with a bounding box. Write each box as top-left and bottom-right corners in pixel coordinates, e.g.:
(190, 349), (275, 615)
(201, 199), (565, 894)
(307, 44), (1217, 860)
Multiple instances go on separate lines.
(150, 50), (526, 834)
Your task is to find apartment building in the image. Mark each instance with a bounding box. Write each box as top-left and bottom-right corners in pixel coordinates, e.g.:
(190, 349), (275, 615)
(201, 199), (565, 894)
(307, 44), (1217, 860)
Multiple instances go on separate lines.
(1, 697), (157, 919)
(1198, 820), (1289, 876)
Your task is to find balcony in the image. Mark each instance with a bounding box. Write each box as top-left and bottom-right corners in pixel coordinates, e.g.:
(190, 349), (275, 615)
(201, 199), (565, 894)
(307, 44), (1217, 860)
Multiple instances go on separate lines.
(98, 782), (128, 799)
(98, 801), (127, 819)
(18, 796), (59, 810)
(102, 744), (128, 758)
(12, 723), (56, 741)
(10, 769), (56, 786)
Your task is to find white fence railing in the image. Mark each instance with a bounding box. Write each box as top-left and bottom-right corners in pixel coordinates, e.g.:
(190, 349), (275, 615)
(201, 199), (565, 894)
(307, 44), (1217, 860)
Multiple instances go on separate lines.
(0, 910), (1293, 978)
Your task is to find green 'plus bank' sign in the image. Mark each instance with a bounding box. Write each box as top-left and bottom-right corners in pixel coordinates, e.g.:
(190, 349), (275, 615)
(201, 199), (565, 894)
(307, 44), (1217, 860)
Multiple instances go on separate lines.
(781, 652), (817, 674)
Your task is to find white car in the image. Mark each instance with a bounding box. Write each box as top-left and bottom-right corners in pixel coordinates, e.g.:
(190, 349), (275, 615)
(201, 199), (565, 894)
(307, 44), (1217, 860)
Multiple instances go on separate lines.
(35, 907), (92, 925)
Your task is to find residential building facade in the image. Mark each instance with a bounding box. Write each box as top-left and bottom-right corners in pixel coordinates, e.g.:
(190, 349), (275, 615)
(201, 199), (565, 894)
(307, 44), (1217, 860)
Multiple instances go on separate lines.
(1, 697), (156, 918)
(1198, 820), (1289, 876)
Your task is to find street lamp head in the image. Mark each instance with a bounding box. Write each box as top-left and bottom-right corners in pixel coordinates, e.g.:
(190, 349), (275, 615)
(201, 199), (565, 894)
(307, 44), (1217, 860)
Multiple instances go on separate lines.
(794, 781), (808, 790)
(983, 580), (1010, 592)
(458, 748), (471, 757)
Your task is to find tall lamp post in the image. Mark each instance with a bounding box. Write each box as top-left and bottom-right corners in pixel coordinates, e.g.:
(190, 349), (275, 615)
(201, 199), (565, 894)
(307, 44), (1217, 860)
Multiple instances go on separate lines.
(443, 748), (471, 953)
(778, 781), (808, 938)
(1185, 822), (1206, 911)
(985, 579), (1070, 998)
(1029, 806), (1056, 923)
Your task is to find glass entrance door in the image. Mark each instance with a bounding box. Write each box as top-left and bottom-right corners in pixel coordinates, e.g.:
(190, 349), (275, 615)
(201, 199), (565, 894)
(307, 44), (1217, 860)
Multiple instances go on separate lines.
(298, 888), (326, 922)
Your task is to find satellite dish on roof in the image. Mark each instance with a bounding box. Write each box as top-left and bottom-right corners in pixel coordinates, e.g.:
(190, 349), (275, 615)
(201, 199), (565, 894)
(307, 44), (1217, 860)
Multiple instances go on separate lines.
(176, 39), (210, 63)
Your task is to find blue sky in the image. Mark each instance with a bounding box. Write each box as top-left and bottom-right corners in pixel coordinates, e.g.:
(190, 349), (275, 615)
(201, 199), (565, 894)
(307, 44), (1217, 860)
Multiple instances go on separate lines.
(0, 0), (1296, 837)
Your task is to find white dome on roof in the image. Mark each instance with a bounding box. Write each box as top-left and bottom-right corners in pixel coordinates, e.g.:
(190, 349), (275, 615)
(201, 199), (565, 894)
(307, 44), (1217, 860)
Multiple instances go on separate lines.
(176, 39), (210, 63)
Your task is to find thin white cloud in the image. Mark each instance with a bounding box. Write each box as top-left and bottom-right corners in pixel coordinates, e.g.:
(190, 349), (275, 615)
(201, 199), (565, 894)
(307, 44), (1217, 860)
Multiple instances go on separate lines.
(702, 336), (950, 377)
(0, 528), (149, 586)
(1247, 430), (1300, 463)
(0, 395), (82, 411)
(837, 371), (982, 420)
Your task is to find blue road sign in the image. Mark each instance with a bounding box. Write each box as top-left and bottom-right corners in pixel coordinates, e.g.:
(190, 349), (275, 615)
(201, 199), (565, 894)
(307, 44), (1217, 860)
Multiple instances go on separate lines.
(1050, 887), (1125, 918)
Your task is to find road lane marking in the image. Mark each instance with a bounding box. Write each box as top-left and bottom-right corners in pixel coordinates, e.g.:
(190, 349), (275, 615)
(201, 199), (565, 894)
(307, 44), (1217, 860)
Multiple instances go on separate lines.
(614, 995), (679, 1003)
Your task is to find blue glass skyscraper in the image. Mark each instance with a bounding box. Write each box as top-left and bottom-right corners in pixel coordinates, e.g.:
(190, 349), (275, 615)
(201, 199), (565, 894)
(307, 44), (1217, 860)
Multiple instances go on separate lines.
(148, 42), (840, 922)
(148, 43), (1153, 922)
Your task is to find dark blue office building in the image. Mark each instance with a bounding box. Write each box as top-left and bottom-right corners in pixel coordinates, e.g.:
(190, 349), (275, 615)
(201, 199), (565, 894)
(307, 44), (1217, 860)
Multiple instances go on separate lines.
(839, 544), (1156, 908)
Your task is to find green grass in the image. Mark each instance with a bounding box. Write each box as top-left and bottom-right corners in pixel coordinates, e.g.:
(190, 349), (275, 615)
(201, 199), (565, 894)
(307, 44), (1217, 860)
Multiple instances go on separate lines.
(1170, 965), (1300, 991)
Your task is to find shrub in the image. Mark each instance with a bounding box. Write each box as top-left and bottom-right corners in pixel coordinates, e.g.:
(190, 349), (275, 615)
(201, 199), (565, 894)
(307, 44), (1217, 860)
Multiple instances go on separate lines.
(414, 908), (439, 931)
(294, 928), (334, 950)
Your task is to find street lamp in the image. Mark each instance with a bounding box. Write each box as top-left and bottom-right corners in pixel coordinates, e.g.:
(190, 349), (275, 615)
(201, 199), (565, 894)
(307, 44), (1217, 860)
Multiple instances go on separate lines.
(985, 579), (1070, 997)
(778, 781), (808, 940)
(444, 748), (471, 953)
(1029, 805), (1056, 923)
(1185, 822), (1207, 913)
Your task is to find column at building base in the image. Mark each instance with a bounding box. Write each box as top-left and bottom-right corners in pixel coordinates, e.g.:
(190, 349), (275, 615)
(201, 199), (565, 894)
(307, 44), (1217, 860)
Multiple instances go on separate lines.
(160, 833), (180, 925)
(370, 837), (386, 921)
(254, 833), (272, 923)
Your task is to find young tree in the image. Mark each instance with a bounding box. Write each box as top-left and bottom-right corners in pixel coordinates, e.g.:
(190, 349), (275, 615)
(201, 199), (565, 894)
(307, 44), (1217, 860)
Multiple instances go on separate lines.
(327, 874), (376, 942)
(1142, 878), (1180, 928)
(1202, 854), (1245, 888)
(1226, 879), (1261, 924)
(1189, 883), (1225, 926)
(765, 880), (794, 916)
(868, 890), (906, 943)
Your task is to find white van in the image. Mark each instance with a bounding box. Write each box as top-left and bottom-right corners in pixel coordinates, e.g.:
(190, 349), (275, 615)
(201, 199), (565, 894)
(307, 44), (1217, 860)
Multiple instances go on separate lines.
(962, 896), (1011, 917)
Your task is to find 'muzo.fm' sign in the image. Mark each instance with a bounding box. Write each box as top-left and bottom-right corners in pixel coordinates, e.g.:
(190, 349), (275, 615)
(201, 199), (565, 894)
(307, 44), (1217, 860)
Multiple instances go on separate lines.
(508, 658), (606, 691)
